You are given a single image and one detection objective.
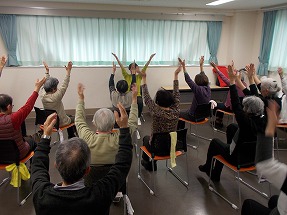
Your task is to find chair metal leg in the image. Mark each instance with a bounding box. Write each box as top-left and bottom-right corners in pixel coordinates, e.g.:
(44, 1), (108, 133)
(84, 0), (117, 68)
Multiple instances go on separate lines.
(235, 176), (269, 199)
(0, 176), (10, 186)
(17, 167), (32, 206)
(18, 188), (32, 206)
(208, 157), (239, 210)
(140, 113), (145, 122)
(133, 130), (139, 158)
(166, 156), (189, 188)
(209, 157), (268, 210)
(189, 123), (211, 150)
(137, 150), (155, 195)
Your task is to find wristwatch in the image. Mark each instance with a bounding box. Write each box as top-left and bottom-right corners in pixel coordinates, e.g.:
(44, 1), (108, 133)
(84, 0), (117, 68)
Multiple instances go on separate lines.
(42, 134), (51, 140)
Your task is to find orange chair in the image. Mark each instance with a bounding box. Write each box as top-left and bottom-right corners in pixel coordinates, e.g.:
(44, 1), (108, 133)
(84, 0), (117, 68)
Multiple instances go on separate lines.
(179, 102), (212, 149)
(208, 141), (269, 210)
(137, 129), (189, 195)
(0, 140), (34, 206)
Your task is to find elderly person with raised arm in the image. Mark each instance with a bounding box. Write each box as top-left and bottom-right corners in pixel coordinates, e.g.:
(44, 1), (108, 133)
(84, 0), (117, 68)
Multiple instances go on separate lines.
(40, 61), (77, 139)
(198, 64), (266, 182)
(140, 60), (181, 171)
(75, 82), (138, 165)
(109, 61), (136, 112)
(112, 53), (156, 125)
(241, 101), (287, 215)
(0, 55), (29, 137)
(0, 76), (46, 161)
(236, 63), (282, 113)
(210, 61), (247, 128)
(177, 56), (211, 130)
(31, 104), (133, 215)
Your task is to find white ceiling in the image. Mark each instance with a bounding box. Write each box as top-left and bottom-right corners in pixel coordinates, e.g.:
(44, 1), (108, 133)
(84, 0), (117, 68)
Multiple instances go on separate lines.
(7, 0), (287, 10)
(0, 0), (287, 16)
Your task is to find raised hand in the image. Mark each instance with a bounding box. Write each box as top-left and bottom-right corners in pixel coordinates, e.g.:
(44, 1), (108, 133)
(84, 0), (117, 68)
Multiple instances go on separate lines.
(65, 61), (73, 75)
(35, 77), (47, 92)
(43, 61), (49, 74)
(245, 63), (255, 79)
(178, 57), (186, 70)
(43, 112), (58, 136)
(77, 83), (85, 100)
(199, 56), (204, 66)
(0, 55), (7, 68)
(227, 64), (238, 84)
(231, 60), (235, 70)
(112, 53), (118, 59)
(114, 102), (128, 128)
(149, 53), (156, 60)
(112, 61), (116, 74)
(278, 67), (283, 79)
(175, 64), (182, 75)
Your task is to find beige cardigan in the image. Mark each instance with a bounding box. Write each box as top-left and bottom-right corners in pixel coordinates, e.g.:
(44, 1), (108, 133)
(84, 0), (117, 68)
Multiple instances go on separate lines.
(75, 101), (138, 164)
(41, 74), (71, 127)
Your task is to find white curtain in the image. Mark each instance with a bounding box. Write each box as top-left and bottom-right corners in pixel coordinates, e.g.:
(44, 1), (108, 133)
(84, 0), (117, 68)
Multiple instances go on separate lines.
(16, 15), (210, 66)
(269, 10), (287, 71)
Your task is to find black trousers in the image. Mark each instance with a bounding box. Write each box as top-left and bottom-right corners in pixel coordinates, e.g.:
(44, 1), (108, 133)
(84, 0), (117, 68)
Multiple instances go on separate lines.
(241, 195), (279, 215)
(137, 96), (143, 118)
(142, 135), (151, 162)
(203, 123), (239, 179)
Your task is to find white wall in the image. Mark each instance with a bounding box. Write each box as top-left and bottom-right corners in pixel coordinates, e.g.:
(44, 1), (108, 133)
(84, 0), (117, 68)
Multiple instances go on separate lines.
(0, 11), (266, 112)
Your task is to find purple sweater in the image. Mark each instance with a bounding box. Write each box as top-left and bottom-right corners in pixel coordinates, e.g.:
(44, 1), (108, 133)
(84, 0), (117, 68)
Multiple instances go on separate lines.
(184, 72), (211, 115)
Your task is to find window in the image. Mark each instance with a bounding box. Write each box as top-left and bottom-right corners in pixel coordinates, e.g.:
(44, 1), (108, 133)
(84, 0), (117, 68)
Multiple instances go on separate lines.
(16, 15), (210, 66)
(269, 9), (287, 70)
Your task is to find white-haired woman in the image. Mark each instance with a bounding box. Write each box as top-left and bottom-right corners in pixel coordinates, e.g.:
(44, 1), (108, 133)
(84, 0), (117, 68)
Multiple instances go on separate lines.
(198, 64), (267, 182)
(236, 63), (282, 114)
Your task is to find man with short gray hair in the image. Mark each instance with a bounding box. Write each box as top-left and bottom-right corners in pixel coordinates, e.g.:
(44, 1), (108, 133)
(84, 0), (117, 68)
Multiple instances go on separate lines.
(31, 106), (133, 215)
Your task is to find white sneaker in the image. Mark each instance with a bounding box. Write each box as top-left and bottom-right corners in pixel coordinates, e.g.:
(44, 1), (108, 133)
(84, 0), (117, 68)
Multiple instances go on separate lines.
(136, 130), (141, 140)
(138, 118), (141, 126)
(113, 192), (123, 203)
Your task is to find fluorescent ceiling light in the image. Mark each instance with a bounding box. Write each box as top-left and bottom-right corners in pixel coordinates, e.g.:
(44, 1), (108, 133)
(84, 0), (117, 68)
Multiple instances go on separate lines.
(206, 0), (235, 6)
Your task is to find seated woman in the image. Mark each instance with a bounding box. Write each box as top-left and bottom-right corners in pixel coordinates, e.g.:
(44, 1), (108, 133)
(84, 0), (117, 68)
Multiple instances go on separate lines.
(140, 61), (182, 171)
(0, 55), (34, 139)
(41, 61), (77, 139)
(242, 101), (286, 215)
(177, 56), (211, 129)
(236, 63), (282, 114)
(0, 77), (46, 161)
(210, 61), (247, 128)
(109, 61), (136, 112)
(198, 64), (267, 182)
